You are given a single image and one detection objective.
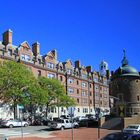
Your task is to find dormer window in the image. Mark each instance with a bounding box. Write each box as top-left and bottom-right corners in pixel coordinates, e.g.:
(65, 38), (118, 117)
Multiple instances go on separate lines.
(21, 54), (31, 62)
(81, 74), (87, 79)
(38, 59), (41, 64)
(60, 66), (63, 71)
(47, 62), (54, 69)
(67, 69), (72, 74)
(8, 49), (12, 56)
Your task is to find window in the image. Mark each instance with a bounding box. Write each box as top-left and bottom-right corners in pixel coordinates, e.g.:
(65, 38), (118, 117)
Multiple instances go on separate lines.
(60, 76), (63, 81)
(90, 92), (92, 96)
(82, 90), (87, 96)
(77, 98), (79, 103)
(82, 99), (88, 104)
(47, 62), (54, 69)
(95, 85), (99, 90)
(38, 59), (41, 64)
(8, 49), (12, 56)
(21, 54), (31, 61)
(83, 108), (88, 113)
(68, 88), (74, 94)
(76, 72), (79, 76)
(81, 74), (87, 79)
(94, 77), (98, 82)
(77, 80), (79, 85)
(78, 108), (80, 112)
(82, 82), (87, 88)
(67, 69), (73, 74)
(77, 89), (79, 94)
(90, 84), (92, 88)
(137, 95), (140, 101)
(60, 66), (63, 71)
(38, 70), (41, 76)
(61, 107), (64, 112)
(47, 73), (55, 79)
(68, 78), (74, 84)
(90, 100), (92, 104)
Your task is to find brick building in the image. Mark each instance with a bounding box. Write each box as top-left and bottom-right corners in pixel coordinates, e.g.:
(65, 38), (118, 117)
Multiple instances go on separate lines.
(0, 29), (110, 119)
(110, 50), (140, 117)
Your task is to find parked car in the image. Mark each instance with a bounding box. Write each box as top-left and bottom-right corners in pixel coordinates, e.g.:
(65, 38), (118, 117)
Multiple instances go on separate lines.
(60, 115), (71, 119)
(1, 119), (29, 128)
(75, 116), (88, 121)
(77, 118), (98, 127)
(32, 118), (52, 126)
(101, 132), (131, 140)
(48, 118), (79, 130)
(127, 133), (140, 140)
(123, 124), (140, 134)
(85, 114), (96, 119)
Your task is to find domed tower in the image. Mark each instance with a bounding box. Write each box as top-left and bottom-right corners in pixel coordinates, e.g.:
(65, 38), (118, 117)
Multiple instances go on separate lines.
(99, 60), (109, 77)
(110, 50), (140, 117)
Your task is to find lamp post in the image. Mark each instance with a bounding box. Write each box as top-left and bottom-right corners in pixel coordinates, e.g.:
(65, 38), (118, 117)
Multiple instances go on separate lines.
(97, 79), (103, 139)
(56, 64), (60, 118)
(64, 70), (75, 140)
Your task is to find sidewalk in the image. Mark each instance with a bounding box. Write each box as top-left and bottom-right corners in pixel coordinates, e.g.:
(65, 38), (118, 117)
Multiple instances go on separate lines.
(9, 128), (119, 140)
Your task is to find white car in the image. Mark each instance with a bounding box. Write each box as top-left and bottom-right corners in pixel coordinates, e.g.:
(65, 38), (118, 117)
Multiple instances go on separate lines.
(123, 124), (140, 134)
(48, 118), (79, 130)
(1, 119), (29, 128)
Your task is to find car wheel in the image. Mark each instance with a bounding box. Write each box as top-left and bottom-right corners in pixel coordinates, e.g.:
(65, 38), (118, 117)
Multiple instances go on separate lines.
(9, 124), (14, 128)
(75, 125), (79, 128)
(24, 123), (28, 127)
(61, 126), (65, 130)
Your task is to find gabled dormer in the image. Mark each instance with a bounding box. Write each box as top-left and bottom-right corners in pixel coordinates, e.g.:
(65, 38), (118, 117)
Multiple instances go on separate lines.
(63, 59), (74, 75)
(18, 41), (33, 62)
(43, 50), (58, 70)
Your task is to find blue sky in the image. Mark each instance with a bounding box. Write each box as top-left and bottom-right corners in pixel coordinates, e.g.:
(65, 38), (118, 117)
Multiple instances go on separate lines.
(0, 0), (140, 72)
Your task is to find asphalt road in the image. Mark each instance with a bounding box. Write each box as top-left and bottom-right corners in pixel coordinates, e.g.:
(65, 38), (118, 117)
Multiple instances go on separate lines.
(0, 126), (51, 139)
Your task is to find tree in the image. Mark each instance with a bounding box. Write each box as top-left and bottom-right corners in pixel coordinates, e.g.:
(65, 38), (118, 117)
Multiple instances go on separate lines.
(38, 76), (76, 118)
(0, 61), (38, 118)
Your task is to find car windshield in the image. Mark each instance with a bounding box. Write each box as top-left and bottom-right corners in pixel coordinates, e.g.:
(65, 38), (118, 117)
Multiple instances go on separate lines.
(54, 119), (64, 123)
(127, 126), (139, 129)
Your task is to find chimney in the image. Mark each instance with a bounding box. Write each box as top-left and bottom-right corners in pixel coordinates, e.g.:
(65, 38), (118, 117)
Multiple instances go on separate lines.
(52, 50), (57, 60)
(32, 42), (40, 56)
(86, 66), (92, 73)
(106, 70), (110, 79)
(2, 29), (13, 45)
(75, 60), (81, 68)
(111, 71), (114, 76)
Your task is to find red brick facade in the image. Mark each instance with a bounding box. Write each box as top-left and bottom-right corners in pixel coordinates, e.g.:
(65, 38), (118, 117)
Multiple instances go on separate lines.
(0, 29), (110, 118)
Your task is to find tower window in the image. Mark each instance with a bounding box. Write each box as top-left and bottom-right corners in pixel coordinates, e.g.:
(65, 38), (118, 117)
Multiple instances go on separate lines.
(60, 76), (63, 81)
(137, 95), (140, 101)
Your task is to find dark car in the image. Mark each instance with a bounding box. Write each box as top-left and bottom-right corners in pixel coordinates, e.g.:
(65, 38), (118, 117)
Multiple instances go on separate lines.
(101, 132), (131, 140)
(78, 118), (98, 127)
(33, 118), (52, 126)
(127, 134), (140, 140)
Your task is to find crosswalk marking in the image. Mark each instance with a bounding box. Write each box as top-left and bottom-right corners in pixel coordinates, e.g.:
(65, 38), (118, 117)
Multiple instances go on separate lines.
(0, 130), (30, 137)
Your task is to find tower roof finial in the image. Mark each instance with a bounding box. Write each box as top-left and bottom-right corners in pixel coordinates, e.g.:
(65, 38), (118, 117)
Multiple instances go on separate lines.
(123, 49), (126, 57)
(121, 49), (128, 66)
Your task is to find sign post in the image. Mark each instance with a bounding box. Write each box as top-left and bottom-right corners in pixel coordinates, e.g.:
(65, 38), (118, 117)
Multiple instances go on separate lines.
(19, 105), (24, 138)
(68, 106), (75, 140)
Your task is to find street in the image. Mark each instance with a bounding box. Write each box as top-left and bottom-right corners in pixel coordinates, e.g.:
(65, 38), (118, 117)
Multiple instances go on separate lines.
(0, 126), (120, 140)
(0, 126), (51, 139)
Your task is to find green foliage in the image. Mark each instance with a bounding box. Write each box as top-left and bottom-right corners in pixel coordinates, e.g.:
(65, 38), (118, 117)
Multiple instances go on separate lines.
(38, 76), (76, 107)
(0, 61), (37, 105)
(0, 60), (76, 118)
